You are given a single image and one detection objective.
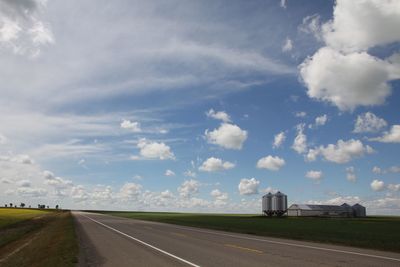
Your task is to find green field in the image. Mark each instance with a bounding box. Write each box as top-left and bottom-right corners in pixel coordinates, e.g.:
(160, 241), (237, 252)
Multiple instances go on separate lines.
(0, 208), (78, 267)
(96, 211), (400, 252)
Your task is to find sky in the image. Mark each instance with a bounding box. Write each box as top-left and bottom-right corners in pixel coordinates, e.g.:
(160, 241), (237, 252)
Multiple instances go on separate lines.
(0, 0), (399, 215)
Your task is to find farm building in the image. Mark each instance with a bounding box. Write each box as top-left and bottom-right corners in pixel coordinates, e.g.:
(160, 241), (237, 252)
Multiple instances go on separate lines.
(287, 203), (366, 217)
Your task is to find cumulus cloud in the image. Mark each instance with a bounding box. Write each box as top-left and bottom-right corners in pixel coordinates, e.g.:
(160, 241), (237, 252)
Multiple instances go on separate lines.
(315, 114), (328, 127)
(305, 170), (323, 182)
(280, 0), (287, 9)
(199, 157), (235, 172)
(372, 166), (382, 174)
(300, 47), (399, 111)
(371, 179), (385, 192)
(238, 178), (259, 195)
(0, 154), (34, 164)
(210, 189), (228, 205)
(0, 0), (54, 57)
(206, 109), (231, 123)
(164, 169), (175, 176)
(353, 112), (387, 133)
(292, 124), (307, 154)
(205, 123), (248, 150)
(306, 139), (374, 164)
(295, 111), (307, 118)
(370, 125), (400, 143)
(282, 37), (293, 52)
(273, 131), (286, 148)
(256, 155), (285, 171)
(17, 179), (31, 187)
(178, 179), (200, 198)
(121, 120), (142, 133)
(388, 184), (400, 192)
(17, 187), (47, 197)
(299, 0), (400, 111)
(135, 138), (175, 160)
(322, 0), (400, 52)
(346, 166), (357, 182)
(119, 182), (142, 200)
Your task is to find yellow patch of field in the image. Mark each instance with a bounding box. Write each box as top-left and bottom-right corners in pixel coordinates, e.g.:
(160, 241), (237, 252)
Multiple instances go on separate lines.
(0, 208), (51, 228)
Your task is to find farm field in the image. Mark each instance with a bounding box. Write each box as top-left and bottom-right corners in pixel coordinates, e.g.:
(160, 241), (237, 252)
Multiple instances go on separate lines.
(0, 208), (78, 267)
(96, 211), (400, 253)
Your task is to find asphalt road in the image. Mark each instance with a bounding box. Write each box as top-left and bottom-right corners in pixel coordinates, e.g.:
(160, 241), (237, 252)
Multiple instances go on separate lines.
(73, 211), (400, 267)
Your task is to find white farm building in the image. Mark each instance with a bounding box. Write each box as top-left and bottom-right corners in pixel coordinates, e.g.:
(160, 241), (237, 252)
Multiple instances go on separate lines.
(287, 203), (366, 217)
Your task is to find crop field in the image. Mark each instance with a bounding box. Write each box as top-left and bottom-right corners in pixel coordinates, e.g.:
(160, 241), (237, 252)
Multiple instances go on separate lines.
(96, 211), (400, 252)
(0, 208), (78, 267)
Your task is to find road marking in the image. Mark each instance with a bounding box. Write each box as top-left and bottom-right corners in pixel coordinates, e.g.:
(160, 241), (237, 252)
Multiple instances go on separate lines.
(81, 214), (200, 267)
(224, 244), (263, 254)
(81, 212), (400, 263)
(164, 225), (400, 263)
(171, 232), (187, 238)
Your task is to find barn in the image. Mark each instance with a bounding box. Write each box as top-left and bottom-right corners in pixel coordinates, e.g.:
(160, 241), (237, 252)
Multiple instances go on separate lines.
(287, 203), (366, 217)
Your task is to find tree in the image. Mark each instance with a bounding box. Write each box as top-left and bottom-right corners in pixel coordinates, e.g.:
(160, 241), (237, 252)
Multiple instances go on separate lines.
(20, 203), (25, 208)
(5, 204), (7, 207)
(9, 203), (13, 207)
(55, 205), (59, 209)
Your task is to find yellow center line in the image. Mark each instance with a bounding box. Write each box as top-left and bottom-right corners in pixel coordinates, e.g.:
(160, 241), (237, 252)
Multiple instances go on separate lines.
(170, 232), (187, 238)
(224, 244), (263, 254)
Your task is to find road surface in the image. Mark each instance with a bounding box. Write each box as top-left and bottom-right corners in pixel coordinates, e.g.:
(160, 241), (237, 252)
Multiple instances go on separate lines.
(73, 211), (400, 267)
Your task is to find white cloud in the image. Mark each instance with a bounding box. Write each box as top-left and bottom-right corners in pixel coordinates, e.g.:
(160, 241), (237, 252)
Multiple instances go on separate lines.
(371, 179), (385, 192)
(206, 109), (231, 123)
(121, 120), (142, 133)
(0, 0), (54, 57)
(210, 189), (228, 205)
(256, 155), (285, 171)
(306, 139), (374, 164)
(292, 124), (307, 154)
(372, 166), (382, 174)
(183, 170), (197, 178)
(388, 166), (400, 173)
(119, 182), (142, 200)
(238, 178), (259, 195)
(282, 37), (293, 52)
(205, 123), (248, 150)
(71, 185), (89, 202)
(178, 179), (200, 198)
(388, 184), (400, 192)
(260, 187), (278, 194)
(346, 166), (357, 182)
(199, 157), (235, 172)
(17, 179), (31, 187)
(136, 138), (175, 160)
(305, 170), (323, 182)
(370, 125), (400, 143)
(295, 111), (307, 118)
(353, 112), (387, 133)
(309, 195), (361, 206)
(273, 131), (286, 148)
(16, 187), (47, 197)
(0, 154), (34, 164)
(0, 133), (7, 144)
(299, 0), (400, 111)
(298, 14), (322, 41)
(280, 0), (287, 9)
(300, 47), (399, 111)
(164, 169), (175, 176)
(315, 114), (328, 127)
(322, 0), (400, 52)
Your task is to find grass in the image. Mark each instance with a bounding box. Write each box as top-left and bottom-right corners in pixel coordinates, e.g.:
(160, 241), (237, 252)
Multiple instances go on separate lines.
(0, 208), (78, 267)
(95, 211), (400, 253)
(0, 208), (50, 228)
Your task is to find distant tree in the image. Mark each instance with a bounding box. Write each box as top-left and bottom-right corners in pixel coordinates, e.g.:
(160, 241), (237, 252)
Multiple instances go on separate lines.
(20, 203), (25, 208)
(9, 203), (13, 207)
(46, 205), (49, 209)
(55, 205), (59, 209)
(38, 204), (41, 209)
(29, 205), (31, 208)
(5, 204), (7, 207)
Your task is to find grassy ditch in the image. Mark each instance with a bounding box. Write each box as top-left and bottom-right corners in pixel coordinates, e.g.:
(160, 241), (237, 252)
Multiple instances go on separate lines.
(0, 208), (78, 267)
(96, 211), (400, 253)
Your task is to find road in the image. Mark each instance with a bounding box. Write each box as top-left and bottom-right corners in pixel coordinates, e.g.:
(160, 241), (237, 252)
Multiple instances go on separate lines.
(73, 211), (400, 267)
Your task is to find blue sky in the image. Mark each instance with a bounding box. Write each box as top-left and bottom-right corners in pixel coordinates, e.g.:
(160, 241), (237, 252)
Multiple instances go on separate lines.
(0, 0), (399, 214)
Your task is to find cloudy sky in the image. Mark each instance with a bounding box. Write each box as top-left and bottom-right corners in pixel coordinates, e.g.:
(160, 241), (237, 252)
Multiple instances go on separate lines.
(1, 0), (399, 214)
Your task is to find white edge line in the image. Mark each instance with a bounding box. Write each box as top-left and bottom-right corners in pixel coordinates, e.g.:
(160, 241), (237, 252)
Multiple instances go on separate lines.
(82, 212), (400, 263)
(81, 214), (200, 267)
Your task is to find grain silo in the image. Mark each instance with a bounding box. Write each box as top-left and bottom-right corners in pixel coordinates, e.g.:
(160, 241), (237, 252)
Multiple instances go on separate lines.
(261, 191), (287, 216)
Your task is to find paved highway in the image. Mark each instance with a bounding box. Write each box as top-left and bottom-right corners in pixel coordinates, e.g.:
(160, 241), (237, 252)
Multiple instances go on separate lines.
(73, 211), (400, 267)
